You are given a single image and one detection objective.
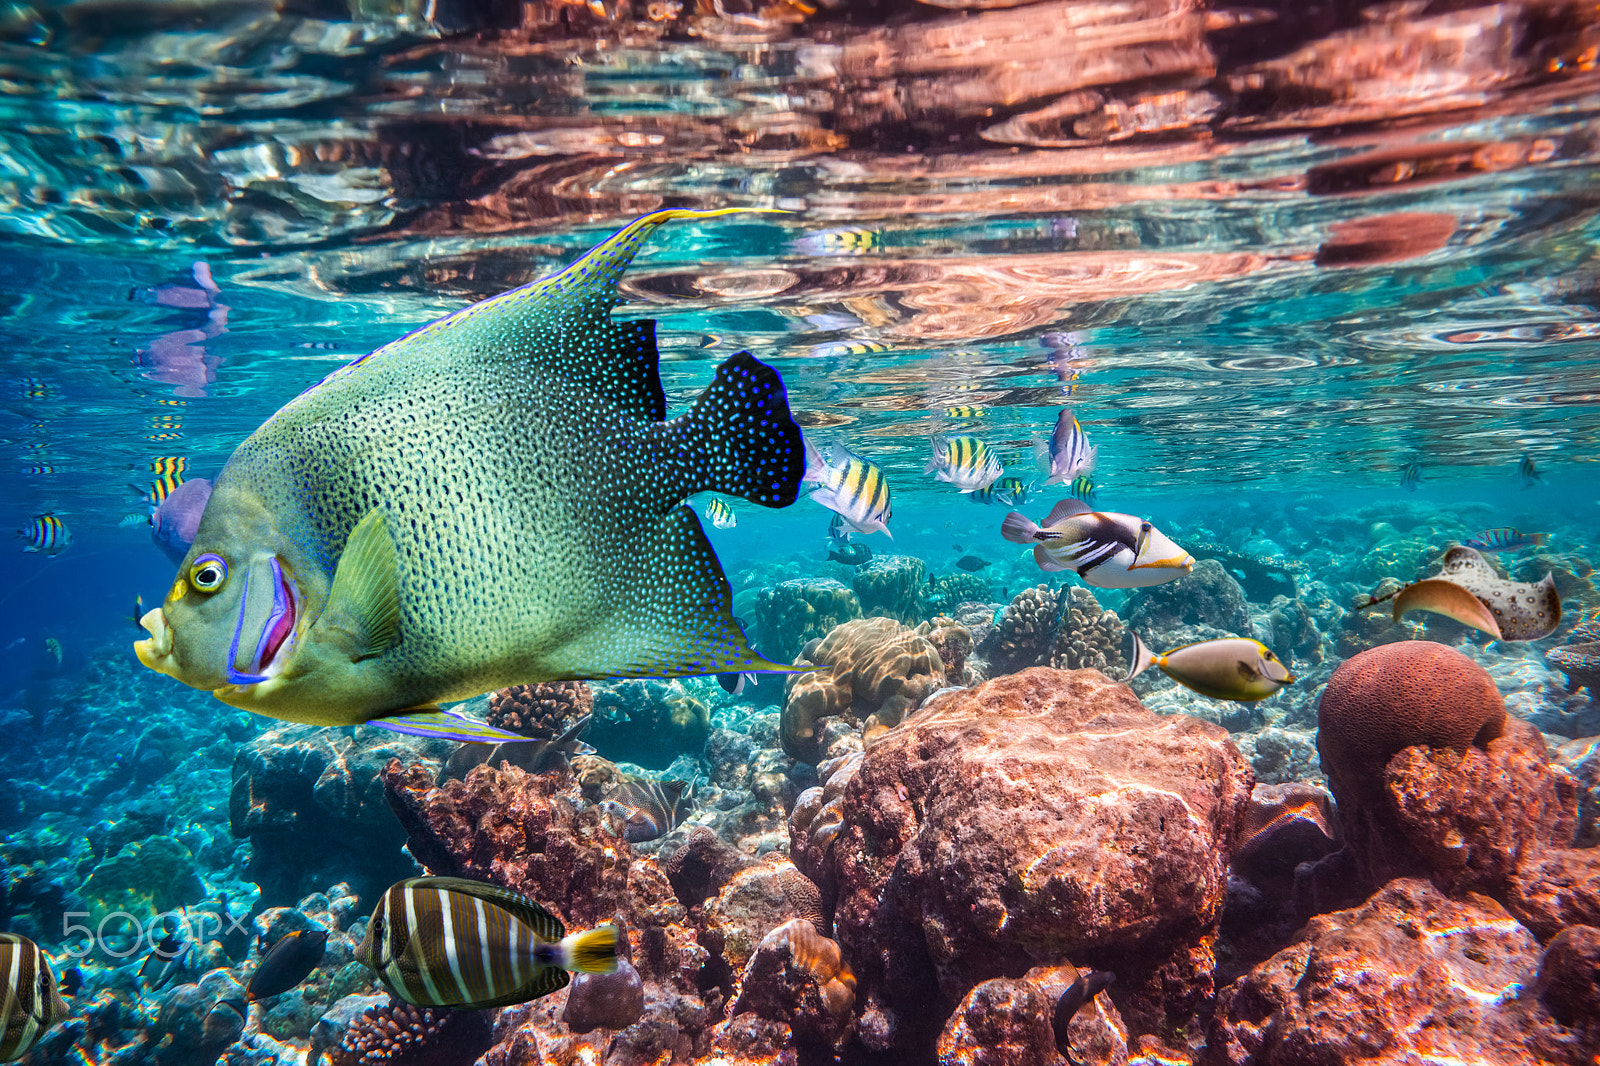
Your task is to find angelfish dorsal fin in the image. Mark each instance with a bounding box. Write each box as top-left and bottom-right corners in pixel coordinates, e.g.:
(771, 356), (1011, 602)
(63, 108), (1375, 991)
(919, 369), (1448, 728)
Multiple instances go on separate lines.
(322, 509), (402, 661)
(360, 209), (770, 423)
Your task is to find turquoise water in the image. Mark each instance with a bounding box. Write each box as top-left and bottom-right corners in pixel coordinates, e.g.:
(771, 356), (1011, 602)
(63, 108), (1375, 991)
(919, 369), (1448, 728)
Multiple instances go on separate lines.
(4, 5), (1600, 1065)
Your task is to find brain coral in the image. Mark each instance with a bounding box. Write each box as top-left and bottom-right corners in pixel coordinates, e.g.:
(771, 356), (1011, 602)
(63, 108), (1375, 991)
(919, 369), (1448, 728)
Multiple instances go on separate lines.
(1316, 640), (1506, 803)
(781, 618), (945, 762)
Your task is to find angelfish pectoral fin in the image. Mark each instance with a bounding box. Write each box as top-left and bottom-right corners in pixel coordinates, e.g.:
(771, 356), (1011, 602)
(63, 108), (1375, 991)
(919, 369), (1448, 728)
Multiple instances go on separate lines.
(368, 707), (537, 744)
(319, 509), (402, 662)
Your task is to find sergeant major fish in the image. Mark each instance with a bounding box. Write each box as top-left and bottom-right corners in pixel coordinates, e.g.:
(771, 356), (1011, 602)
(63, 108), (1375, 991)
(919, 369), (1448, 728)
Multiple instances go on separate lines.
(355, 877), (617, 1009)
(0, 933), (70, 1062)
(803, 439), (893, 537)
(18, 514), (69, 555)
(1001, 499), (1193, 589)
(1125, 633), (1295, 701)
(703, 498), (736, 530)
(969, 476), (1030, 507)
(134, 210), (805, 744)
(926, 435), (1003, 493)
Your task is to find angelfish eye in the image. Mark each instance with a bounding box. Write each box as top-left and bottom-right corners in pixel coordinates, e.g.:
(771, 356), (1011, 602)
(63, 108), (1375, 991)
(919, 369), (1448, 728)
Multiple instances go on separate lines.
(188, 554), (228, 593)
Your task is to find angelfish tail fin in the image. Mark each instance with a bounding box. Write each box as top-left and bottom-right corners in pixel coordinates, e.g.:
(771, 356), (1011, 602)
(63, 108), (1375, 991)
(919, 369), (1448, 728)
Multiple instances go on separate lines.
(1124, 632), (1156, 683)
(560, 926), (620, 974)
(653, 351), (805, 509)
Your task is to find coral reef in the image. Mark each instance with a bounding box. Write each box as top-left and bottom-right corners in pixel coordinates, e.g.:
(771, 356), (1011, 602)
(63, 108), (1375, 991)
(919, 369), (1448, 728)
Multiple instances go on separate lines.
(914, 615), (975, 684)
(752, 578), (862, 663)
(588, 679), (709, 770)
(851, 554), (927, 623)
(1050, 585), (1127, 675)
(230, 726), (452, 907)
(484, 681), (592, 737)
(780, 617), (945, 762)
(978, 585), (1127, 678)
(1209, 879), (1596, 1064)
(924, 572), (996, 616)
(701, 859), (822, 972)
(1124, 558), (1251, 643)
(815, 668), (1251, 1055)
(1315, 640), (1505, 803)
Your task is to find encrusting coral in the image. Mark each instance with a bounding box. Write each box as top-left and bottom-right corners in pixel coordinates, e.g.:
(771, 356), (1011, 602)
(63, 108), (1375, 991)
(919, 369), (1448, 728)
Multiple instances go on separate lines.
(780, 617), (945, 762)
(753, 578), (863, 663)
(851, 554), (927, 623)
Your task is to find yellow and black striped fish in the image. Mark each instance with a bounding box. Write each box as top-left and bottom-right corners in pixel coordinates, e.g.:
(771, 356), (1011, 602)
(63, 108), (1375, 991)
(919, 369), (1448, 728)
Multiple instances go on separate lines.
(355, 877), (618, 1010)
(146, 456), (188, 505)
(791, 226), (882, 256)
(18, 514), (69, 555)
(925, 434), (1003, 493)
(969, 476), (1030, 506)
(802, 438), (893, 537)
(944, 406), (985, 420)
(807, 340), (890, 360)
(0, 934), (70, 1061)
(703, 498), (736, 530)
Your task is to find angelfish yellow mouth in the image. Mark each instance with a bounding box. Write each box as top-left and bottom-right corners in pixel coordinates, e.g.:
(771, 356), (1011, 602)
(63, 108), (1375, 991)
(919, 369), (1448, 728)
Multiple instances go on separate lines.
(135, 607), (176, 677)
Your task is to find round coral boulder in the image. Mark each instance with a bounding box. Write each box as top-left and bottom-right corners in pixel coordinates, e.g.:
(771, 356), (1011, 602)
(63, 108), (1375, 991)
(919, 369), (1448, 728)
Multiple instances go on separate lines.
(1316, 640), (1505, 802)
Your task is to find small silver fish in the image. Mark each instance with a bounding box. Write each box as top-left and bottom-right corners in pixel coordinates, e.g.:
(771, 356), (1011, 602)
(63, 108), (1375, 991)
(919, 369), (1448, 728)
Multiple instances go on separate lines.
(1519, 451), (1540, 486)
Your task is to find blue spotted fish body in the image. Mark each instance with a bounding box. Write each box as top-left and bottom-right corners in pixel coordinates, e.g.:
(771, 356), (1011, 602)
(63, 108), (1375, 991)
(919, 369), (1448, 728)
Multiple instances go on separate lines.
(135, 210), (805, 743)
(355, 877), (617, 1009)
(18, 514), (69, 555)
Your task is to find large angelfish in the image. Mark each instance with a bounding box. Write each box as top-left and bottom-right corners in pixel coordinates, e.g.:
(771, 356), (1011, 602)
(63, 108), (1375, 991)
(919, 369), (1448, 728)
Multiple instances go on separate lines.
(135, 209), (805, 743)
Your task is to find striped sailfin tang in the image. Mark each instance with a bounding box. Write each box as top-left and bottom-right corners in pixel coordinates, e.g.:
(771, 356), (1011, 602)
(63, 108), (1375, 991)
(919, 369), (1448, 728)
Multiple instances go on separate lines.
(365, 878), (588, 1009)
(0, 933), (68, 1061)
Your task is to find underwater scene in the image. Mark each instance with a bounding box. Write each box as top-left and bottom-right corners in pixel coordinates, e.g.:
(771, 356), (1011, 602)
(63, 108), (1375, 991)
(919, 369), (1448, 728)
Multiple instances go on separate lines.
(4, 2), (1600, 1064)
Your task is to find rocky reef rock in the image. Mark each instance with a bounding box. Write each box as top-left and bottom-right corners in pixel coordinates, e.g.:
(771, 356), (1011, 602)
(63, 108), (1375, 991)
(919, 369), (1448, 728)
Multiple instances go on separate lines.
(754, 578), (863, 663)
(563, 958), (646, 1033)
(817, 667), (1251, 1053)
(380, 760), (706, 995)
(726, 918), (856, 1051)
(229, 725), (452, 907)
(1553, 735), (1600, 847)
(780, 617), (945, 763)
(936, 964), (1128, 1066)
(787, 750), (862, 921)
(851, 554), (926, 623)
(1208, 878), (1596, 1065)
(915, 615), (976, 684)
